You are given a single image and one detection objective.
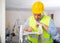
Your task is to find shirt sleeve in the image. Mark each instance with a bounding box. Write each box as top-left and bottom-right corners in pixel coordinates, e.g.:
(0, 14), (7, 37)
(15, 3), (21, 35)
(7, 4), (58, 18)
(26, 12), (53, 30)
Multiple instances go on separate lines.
(22, 18), (29, 30)
(48, 19), (58, 36)
(48, 19), (60, 42)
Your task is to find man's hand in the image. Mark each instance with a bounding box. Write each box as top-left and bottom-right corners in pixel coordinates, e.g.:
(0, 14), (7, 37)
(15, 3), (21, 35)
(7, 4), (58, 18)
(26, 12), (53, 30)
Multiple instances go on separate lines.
(41, 23), (48, 32)
(36, 22), (48, 32)
(24, 26), (33, 32)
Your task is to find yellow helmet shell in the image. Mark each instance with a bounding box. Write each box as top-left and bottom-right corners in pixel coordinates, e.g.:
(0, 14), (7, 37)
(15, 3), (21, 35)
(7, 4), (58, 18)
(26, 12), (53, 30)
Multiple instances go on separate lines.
(32, 1), (44, 14)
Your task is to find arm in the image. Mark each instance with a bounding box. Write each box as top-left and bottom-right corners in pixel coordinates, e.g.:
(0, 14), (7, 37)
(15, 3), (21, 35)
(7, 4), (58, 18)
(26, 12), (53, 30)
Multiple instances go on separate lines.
(41, 23), (48, 32)
(22, 19), (29, 30)
(48, 19), (60, 42)
(22, 18), (33, 32)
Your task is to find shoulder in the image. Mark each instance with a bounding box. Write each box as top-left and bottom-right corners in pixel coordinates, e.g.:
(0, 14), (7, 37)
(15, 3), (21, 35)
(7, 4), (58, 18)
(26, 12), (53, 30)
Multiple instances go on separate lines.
(44, 15), (51, 18)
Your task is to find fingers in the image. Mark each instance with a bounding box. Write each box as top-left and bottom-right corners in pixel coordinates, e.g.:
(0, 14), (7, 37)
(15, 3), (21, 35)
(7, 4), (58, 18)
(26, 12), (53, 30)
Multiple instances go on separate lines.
(24, 26), (33, 32)
(36, 22), (42, 27)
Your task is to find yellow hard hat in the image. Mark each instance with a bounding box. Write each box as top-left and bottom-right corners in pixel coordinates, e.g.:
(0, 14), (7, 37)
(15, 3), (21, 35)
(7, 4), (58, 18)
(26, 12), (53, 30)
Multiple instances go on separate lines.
(32, 1), (44, 14)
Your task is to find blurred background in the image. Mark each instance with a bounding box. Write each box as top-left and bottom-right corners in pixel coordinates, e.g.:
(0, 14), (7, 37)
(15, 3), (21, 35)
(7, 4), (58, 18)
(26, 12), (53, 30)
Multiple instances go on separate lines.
(0, 0), (5, 43)
(0, 0), (2, 43)
(5, 0), (60, 43)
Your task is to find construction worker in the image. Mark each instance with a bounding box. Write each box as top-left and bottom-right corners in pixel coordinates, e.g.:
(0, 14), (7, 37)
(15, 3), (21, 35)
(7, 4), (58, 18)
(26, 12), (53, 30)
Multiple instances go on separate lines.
(23, 1), (60, 43)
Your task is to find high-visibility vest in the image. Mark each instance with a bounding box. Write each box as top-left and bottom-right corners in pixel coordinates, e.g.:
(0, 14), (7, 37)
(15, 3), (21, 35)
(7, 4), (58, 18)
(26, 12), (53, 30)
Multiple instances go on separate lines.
(28, 15), (53, 43)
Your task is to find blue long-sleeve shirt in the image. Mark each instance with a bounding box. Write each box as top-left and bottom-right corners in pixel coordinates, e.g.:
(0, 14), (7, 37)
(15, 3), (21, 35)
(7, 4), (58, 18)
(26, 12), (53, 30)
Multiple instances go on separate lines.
(22, 15), (60, 42)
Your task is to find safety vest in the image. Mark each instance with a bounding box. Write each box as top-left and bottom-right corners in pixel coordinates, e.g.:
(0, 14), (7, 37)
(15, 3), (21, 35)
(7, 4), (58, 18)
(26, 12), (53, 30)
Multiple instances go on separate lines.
(28, 15), (53, 43)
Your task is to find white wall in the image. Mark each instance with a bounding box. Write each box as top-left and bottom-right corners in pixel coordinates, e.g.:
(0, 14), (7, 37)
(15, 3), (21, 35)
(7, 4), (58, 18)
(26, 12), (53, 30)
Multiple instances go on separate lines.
(54, 10), (60, 27)
(46, 9), (60, 27)
(0, 0), (2, 36)
(6, 8), (60, 30)
(6, 0), (60, 29)
(6, 0), (60, 9)
(6, 10), (33, 29)
(1, 0), (5, 43)
(0, 0), (2, 43)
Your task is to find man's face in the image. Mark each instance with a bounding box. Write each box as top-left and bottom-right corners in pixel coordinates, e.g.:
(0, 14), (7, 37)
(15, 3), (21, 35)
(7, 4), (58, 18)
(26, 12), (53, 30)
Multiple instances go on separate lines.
(34, 14), (41, 20)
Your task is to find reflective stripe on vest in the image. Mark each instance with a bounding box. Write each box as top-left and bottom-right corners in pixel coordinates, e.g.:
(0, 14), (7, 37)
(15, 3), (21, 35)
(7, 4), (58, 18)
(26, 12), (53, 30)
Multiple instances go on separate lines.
(29, 34), (50, 41)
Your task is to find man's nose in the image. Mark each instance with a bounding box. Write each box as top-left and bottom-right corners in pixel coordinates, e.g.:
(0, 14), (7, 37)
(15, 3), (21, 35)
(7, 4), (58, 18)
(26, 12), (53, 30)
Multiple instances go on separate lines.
(36, 16), (38, 18)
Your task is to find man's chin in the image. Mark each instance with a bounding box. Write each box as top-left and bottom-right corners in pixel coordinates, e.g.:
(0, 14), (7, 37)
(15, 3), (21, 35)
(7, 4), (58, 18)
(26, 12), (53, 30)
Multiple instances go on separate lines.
(36, 19), (40, 21)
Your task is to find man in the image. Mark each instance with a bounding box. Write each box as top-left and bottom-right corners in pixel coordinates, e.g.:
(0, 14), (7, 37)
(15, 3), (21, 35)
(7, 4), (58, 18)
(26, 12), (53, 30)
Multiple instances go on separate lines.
(23, 1), (60, 43)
